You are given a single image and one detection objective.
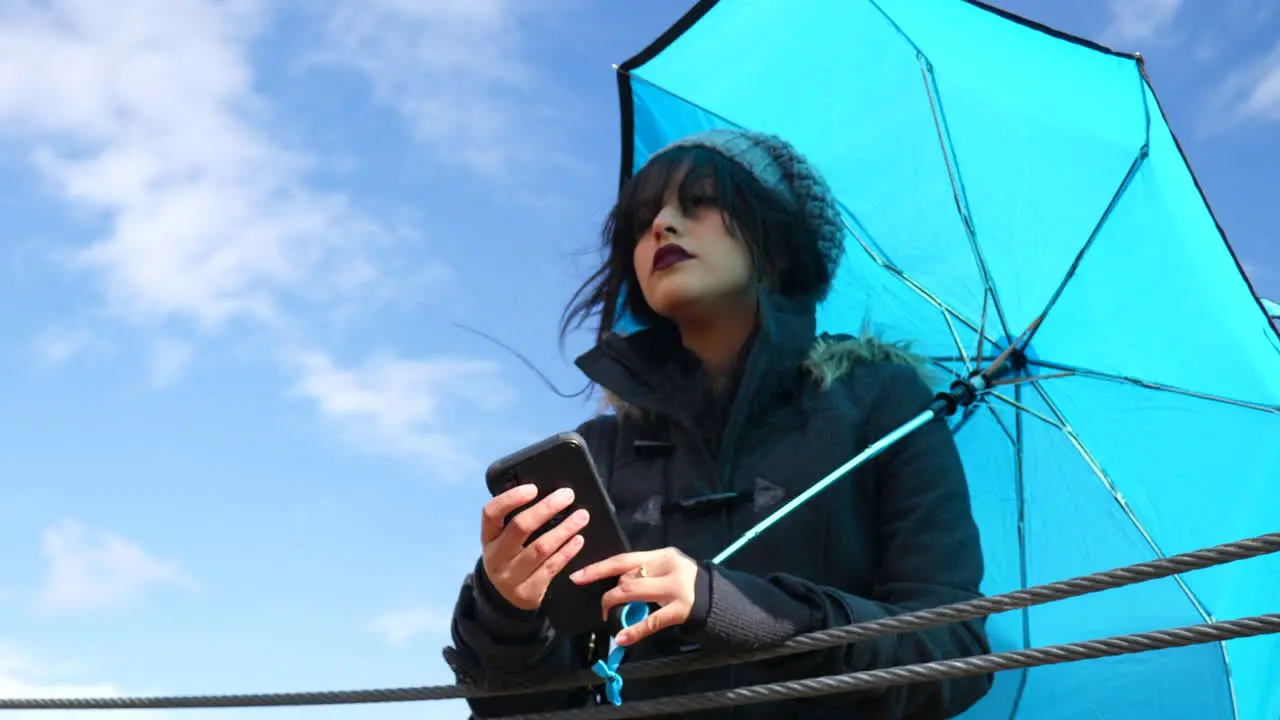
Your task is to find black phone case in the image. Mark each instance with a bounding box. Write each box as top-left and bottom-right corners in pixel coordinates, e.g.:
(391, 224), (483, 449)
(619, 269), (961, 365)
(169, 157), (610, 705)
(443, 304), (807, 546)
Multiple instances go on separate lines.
(485, 431), (631, 637)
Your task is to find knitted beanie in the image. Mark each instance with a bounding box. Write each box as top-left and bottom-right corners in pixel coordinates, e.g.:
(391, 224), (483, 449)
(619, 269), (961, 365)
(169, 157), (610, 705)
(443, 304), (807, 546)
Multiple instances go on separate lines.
(645, 128), (846, 285)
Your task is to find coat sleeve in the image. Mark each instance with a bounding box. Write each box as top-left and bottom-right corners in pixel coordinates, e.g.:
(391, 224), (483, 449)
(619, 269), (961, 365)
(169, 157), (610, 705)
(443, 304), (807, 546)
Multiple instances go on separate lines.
(688, 362), (992, 719)
(442, 415), (622, 718)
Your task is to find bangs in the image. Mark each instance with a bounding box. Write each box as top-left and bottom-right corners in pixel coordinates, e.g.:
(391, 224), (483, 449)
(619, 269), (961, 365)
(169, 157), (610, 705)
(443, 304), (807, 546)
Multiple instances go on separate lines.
(614, 145), (753, 243)
(561, 137), (833, 346)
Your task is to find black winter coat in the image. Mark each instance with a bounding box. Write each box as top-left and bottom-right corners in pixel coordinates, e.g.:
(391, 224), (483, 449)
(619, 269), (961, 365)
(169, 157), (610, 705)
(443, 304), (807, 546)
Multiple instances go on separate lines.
(445, 292), (993, 719)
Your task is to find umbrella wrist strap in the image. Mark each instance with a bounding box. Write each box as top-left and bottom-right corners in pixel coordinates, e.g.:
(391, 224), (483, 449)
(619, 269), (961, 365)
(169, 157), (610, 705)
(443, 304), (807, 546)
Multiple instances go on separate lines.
(592, 601), (649, 706)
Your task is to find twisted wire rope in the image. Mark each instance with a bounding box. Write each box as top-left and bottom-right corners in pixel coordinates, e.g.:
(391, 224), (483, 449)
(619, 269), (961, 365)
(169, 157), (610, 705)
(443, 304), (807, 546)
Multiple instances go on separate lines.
(1, 532), (1275, 711)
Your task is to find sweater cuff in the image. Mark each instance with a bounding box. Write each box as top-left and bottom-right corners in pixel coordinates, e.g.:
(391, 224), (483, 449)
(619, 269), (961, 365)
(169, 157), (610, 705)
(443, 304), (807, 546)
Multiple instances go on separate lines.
(678, 562), (713, 638)
(471, 559), (547, 642)
(691, 564), (817, 652)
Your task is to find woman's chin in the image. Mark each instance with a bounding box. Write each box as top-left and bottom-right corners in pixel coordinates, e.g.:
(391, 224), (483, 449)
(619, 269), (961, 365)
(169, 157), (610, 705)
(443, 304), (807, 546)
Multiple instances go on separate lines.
(646, 281), (713, 317)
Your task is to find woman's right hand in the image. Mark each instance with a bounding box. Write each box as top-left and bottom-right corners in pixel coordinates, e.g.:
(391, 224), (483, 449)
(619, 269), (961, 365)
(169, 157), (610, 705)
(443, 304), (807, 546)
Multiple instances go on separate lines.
(481, 484), (591, 611)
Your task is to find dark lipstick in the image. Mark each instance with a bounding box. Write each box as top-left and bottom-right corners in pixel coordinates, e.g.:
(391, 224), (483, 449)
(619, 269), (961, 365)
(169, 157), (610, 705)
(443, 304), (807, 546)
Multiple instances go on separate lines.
(652, 243), (694, 272)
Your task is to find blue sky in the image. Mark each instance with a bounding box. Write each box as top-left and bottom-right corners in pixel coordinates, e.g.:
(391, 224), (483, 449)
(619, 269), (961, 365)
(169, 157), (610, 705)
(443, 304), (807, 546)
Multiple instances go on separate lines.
(0, 1), (1275, 719)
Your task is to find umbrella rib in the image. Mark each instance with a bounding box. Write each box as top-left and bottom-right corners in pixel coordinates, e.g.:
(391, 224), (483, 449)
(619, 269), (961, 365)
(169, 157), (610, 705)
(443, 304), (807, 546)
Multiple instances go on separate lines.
(917, 54), (1014, 341)
(866, 0), (1014, 340)
(938, 385), (1030, 720)
(931, 355), (1003, 365)
(946, 393), (1029, 720)
(935, 390), (1016, 448)
(1026, 381), (1238, 707)
(981, 399), (1017, 446)
(988, 391), (1062, 431)
(991, 373), (1242, 715)
(993, 380), (1239, 715)
(927, 358), (959, 378)
(1007, 383), (1031, 720)
(1027, 383), (1213, 616)
(841, 217), (1004, 355)
(989, 371), (1075, 389)
(947, 403), (983, 437)
(975, 289), (992, 371)
(941, 310), (973, 373)
(1039, 63), (1239, 720)
(1026, 359), (1280, 416)
(1024, 68), (1154, 348)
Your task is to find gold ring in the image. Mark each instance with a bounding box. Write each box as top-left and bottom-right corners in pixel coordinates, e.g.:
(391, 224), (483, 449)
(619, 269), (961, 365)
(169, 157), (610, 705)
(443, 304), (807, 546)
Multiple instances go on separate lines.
(638, 564), (648, 579)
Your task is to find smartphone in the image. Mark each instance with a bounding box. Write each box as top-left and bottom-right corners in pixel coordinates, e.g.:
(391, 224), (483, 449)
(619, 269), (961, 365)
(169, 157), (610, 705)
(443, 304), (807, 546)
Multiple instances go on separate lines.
(484, 431), (631, 637)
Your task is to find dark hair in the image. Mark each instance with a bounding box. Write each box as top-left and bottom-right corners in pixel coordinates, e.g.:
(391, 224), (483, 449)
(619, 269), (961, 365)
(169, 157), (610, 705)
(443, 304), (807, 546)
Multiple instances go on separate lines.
(560, 145), (835, 347)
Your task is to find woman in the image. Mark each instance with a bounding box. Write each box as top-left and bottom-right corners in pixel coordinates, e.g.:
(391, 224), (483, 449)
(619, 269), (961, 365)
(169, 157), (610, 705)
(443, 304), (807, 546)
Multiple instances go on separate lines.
(446, 129), (992, 719)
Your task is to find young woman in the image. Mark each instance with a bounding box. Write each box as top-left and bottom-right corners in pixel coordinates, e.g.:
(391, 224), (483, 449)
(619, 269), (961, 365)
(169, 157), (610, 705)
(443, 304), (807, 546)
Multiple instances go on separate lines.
(446, 129), (992, 719)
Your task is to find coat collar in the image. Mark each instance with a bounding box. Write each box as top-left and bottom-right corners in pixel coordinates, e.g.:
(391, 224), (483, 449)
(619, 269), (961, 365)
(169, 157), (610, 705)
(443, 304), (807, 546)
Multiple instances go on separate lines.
(574, 291), (818, 432)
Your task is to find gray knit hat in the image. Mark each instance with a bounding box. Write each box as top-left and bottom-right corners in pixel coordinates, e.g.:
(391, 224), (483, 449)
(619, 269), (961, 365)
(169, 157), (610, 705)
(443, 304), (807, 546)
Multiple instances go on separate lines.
(646, 128), (846, 283)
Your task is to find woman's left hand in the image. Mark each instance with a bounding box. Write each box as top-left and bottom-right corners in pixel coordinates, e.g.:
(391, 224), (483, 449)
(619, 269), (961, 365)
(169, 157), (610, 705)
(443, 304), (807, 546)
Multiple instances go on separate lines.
(570, 547), (700, 647)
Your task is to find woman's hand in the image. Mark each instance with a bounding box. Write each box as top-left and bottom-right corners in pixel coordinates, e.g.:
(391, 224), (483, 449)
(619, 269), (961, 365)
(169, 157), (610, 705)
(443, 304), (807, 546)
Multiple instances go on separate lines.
(570, 547), (700, 646)
(481, 484), (590, 611)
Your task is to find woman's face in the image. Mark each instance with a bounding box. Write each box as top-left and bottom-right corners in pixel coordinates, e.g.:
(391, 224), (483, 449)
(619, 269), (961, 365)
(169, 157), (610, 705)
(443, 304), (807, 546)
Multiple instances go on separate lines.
(632, 183), (755, 322)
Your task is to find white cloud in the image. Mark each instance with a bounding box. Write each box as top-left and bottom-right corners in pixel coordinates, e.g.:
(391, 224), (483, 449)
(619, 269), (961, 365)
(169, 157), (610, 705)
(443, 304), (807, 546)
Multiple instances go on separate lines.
(0, 0), (384, 333)
(36, 519), (193, 616)
(288, 350), (514, 478)
(0, 1), (524, 457)
(308, 0), (578, 180)
(31, 326), (98, 366)
(1242, 260), (1272, 285)
(1200, 42), (1280, 132)
(370, 605), (452, 646)
(146, 338), (194, 388)
(0, 644), (168, 720)
(1234, 45), (1280, 122)
(1099, 0), (1182, 47)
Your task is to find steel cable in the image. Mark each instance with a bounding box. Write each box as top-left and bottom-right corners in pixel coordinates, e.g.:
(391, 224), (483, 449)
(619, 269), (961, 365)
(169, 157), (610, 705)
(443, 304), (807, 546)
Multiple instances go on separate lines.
(507, 614), (1280, 719)
(601, 531), (1280, 683)
(1, 532), (1276, 711)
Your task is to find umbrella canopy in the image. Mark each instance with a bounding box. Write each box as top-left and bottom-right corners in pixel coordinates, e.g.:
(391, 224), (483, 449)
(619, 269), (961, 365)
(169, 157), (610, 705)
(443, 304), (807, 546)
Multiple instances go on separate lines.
(1265, 297), (1279, 320)
(614, 1), (1280, 718)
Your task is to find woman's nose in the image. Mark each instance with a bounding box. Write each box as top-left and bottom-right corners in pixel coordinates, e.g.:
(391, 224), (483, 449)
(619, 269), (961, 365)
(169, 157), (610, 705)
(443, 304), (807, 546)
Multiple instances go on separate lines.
(651, 206), (680, 240)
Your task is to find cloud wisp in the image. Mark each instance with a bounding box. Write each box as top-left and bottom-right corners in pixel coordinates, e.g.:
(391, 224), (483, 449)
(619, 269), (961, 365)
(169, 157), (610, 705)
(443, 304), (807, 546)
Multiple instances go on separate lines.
(287, 349), (515, 478)
(0, 0), (382, 333)
(0, 0), (524, 474)
(1097, 0), (1183, 49)
(369, 605), (452, 646)
(0, 643), (172, 720)
(36, 519), (193, 616)
(307, 0), (584, 182)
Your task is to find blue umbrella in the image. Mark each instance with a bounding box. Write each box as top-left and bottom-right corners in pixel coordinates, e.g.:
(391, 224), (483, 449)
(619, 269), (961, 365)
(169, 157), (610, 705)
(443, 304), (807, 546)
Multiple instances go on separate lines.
(615, 1), (1280, 718)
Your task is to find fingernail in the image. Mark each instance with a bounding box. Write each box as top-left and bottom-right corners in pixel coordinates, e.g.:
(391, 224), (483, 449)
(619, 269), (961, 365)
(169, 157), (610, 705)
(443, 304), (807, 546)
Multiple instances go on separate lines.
(569, 509), (589, 525)
(571, 569), (585, 582)
(518, 484), (537, 497)
(552, 487), (575, 503)
(616, 632), (631, 646)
